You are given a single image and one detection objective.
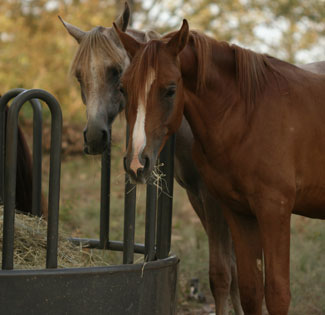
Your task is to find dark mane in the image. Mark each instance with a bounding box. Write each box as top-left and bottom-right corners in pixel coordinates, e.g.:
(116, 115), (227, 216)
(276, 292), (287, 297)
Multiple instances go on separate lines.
(70, 27), (124, 81)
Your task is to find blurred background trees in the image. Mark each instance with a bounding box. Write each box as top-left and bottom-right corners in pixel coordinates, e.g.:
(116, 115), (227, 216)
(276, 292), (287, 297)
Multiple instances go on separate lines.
(0, 0), (324, 118)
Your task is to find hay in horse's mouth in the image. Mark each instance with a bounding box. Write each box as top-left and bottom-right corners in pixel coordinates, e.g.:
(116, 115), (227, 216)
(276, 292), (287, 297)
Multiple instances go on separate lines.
(0, 207), (110, 269)
(151, 162), (172, 199)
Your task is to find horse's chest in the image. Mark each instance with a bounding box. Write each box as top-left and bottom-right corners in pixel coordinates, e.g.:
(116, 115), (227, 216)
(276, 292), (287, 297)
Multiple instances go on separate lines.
(191, 140), (242, 202)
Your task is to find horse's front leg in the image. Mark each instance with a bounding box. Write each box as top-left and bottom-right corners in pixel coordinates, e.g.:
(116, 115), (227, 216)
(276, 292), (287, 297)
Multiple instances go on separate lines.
(187, 191), (237, 315)
(202, 193), (243, 315)
(254, 197), (292, 315)
(223, 206), (264, 315)
(230, 252), (244, 315)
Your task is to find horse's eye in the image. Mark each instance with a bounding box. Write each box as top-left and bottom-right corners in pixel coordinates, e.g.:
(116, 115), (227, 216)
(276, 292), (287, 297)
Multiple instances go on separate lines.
(165, 85), (176, 98)
(111, 68), (119, 77)
(75, 71), (82, 83)
(108, 67), (122, 79)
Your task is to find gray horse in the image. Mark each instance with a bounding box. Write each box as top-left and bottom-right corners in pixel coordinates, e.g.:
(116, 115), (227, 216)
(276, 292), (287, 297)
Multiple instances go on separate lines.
(60, 3), (325, 314)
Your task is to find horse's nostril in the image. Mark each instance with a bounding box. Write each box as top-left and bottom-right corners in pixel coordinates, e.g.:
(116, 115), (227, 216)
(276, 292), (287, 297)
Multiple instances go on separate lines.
(123, 157), (128, 171)
(144, 156), (150, 170)
(83, 129), (88, 144)
(136, 167), (144, 177)
(102, 130), (108, 143)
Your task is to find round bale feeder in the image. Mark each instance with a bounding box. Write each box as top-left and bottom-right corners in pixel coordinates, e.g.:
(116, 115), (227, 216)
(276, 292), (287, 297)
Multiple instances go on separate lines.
(0, 89), (179, 315)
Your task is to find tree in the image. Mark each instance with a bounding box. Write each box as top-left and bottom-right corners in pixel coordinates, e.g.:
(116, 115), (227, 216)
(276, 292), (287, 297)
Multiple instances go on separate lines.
(135, 0), (325, 63)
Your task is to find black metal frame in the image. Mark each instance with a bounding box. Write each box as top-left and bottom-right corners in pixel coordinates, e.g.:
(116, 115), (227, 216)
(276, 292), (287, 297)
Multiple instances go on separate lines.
(0, 88), (178, 314)
(0, 88), (43, 216)
(1, 89), (62, 269)
(70, 123), (176, 265)
(0, 255), (179, 315)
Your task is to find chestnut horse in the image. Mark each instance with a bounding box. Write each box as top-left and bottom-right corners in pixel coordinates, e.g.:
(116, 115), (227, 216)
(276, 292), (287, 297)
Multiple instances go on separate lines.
(114, 20), (325, 315)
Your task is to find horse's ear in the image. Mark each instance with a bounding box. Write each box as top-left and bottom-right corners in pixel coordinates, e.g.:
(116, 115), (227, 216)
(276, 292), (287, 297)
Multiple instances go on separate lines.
(166, 19), (189, 56)
(58, 16), (85, 43)
(113, 22), (143, 58)
(114, 2), (131, 32)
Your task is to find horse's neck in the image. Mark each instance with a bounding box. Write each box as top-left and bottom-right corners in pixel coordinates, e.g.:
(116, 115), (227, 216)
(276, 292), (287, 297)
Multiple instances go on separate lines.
(180, 41), (244, 152)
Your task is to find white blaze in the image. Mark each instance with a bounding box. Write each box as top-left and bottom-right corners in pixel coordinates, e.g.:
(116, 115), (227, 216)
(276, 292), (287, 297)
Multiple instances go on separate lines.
(130, 68), (156, 173)
(87, 51), (100, 119)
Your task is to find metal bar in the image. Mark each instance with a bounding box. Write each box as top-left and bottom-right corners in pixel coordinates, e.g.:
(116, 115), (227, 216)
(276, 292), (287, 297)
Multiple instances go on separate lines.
(99, 128), (111, 249)
(69, 238), (145, 254)
(0, 89), (43, 215)
(31, 99), (43, 216)
(0, 89), (26, 203)
(123, 126), (136, 264)
(2, 89), (62, 269)
(123, 176), (136, 264)
(2, 106), (19, 269)
(144, 182), (157, 261)
(156, 135), (175, 259)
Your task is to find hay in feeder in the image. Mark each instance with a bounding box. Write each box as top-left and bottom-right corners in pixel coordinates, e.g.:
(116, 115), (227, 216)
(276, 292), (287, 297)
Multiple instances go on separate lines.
(0, 206), (110, 269)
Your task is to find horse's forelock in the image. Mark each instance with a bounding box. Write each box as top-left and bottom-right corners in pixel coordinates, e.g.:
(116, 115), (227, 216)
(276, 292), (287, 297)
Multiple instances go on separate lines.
(125, 40), (162, 109)
(70, 27), (126, 83)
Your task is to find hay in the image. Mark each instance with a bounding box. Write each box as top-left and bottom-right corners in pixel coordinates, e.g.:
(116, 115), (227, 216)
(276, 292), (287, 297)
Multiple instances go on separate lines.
(0, 207), (110, 269)
(151, 162), (172, 198)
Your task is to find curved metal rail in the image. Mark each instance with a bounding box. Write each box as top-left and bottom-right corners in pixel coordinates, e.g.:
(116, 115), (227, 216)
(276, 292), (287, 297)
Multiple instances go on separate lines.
(0, 87), (178, 314)
(2, 89), (62, 270)
(0, 88), (43, 215)
(1, 88), (175, 265)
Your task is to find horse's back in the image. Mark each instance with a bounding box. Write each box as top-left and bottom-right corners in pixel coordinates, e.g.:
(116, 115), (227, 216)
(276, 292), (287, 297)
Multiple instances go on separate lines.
(299, 61), (325, 75)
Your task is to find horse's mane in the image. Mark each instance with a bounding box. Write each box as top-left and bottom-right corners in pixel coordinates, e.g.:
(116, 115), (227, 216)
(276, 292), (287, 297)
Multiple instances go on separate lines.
(160, 30), (211, 93)
(125, 29), (284, 112)
(232, 44), (282, 108)
(70, 27), (124, 81)
(187, 31), (282, 108)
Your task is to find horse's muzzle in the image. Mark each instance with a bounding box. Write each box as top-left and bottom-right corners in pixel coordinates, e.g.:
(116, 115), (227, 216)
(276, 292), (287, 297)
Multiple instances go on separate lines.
(124, 155), (151, 184)
(83, 127), (109, 155)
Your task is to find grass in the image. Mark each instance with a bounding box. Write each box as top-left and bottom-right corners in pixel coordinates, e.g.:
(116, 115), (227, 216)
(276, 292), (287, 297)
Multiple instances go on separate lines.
(290, 216), (325, 315)
(37, 119), (324, 314)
